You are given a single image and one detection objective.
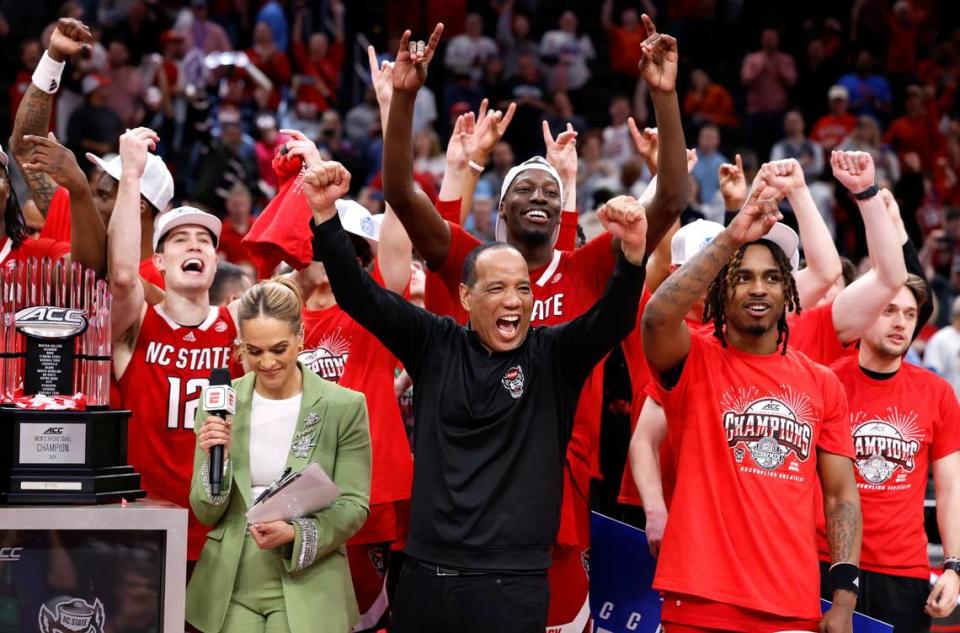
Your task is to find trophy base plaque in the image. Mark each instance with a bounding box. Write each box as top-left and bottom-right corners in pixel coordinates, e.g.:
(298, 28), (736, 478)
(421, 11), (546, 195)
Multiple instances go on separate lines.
(0, 407), (146, 505)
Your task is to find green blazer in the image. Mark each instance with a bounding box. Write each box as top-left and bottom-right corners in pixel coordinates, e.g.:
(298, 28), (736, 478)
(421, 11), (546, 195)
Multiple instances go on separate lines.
(185, 363), (371, 633)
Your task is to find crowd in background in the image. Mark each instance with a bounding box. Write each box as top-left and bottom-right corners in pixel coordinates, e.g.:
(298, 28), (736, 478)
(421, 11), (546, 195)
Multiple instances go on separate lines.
(4, 0), (960, 447)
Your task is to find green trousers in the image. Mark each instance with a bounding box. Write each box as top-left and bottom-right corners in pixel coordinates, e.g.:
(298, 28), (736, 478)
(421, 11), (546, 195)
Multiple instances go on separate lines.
(219, 533), (290, 632)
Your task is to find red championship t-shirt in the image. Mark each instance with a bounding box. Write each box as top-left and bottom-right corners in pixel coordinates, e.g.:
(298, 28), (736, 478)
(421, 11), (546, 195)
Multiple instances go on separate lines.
(788, 302), (855, 366)
(817, 356), (960, 579)
(654, 331), (853, 621)
(39, 187), (72, 242)
(117, 305), (240, 560)
(299, 263), (414, 543)
(430, 221), (617, 545)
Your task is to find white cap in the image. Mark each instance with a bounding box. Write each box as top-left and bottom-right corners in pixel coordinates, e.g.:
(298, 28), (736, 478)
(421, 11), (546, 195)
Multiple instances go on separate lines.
(828, 84), (849, 101)
(152, 206), (222, 251)
(495, 157), (564, 244)
(759, 222), (800, 271)
(336, 199), (380, 253)
(671, 220), (724, 266)
(86, 152), (175, 212)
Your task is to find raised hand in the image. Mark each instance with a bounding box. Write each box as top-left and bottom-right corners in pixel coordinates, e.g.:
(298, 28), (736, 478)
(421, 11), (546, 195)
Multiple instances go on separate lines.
(48, 18), (93, 62)
(301, 161), (352, 221)
(597, 195), (648, 264)
(446, 113), (476, 171)
(726, 180), (783, 246)
(543, 121), (578, 186)
(280, 128), (323, 169)
(118, 127), (159, 179)
(21, 132), (87, 193)
(686, 148), (698, 173)
(831, 150), (875, 194)
(879, 188), (909, 245)
(718, 153), (747, 209)
(759, 158), (806, 195)
(393, 24), (444, 93)
(628, 119), (658, 173)
(468, 99), (516, 160)
(637, 14), (678, 93)
(367, 45), (394, 113)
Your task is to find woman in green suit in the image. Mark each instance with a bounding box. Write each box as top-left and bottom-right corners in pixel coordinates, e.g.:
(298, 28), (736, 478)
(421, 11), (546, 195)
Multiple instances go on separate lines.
(185, 277), (371, 632)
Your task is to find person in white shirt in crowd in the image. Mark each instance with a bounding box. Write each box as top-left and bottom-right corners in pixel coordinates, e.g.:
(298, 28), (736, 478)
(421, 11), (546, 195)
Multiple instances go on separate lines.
(444, 13), (498, 82)
(539, 11), (595, 93)
(925, 295), (960, 397)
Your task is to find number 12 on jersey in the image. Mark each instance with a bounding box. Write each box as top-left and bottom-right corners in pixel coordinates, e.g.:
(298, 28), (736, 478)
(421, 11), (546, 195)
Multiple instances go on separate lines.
(167, 377), (209, 429)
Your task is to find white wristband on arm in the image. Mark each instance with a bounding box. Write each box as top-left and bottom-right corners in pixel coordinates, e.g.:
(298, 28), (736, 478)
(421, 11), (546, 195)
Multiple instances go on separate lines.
(31, 51), (66, 94)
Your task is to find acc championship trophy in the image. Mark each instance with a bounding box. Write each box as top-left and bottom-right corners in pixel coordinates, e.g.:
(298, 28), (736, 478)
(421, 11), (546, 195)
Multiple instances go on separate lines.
(0, 257), (145, 503)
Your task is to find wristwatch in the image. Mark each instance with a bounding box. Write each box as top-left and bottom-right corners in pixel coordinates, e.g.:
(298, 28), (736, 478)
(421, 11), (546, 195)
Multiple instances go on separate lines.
(944, 558), (960, 575)
(852, 184), (879, 200)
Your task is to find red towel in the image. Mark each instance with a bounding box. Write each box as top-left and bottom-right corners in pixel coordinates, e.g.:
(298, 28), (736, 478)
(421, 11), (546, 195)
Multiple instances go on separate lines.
(241, 149), (312, 278)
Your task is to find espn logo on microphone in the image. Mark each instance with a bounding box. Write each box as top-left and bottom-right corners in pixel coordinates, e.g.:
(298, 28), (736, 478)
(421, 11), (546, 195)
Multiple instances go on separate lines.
(202, 384), (236, 414)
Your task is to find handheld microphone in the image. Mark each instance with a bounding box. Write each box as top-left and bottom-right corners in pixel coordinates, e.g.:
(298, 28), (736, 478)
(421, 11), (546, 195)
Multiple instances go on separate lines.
(203, 368), (236, 496)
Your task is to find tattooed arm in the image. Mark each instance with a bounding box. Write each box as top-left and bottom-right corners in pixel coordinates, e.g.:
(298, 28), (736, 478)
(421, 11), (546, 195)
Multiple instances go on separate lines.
(818, 450), (861, 631)
(9, 18), (92, 215)
(641, 180), (783, 383)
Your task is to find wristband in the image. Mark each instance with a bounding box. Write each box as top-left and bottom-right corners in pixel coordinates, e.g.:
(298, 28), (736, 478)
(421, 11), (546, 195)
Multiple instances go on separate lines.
(828, 562), (860, 597)
(944, 557), (960, 575)
(31, 51), (66, 94)
(852, 184), (879, 201)
(467, 160), (484, 173)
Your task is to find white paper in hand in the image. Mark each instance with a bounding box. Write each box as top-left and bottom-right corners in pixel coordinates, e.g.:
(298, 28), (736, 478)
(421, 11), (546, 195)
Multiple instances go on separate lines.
(245, 463), (340, 523)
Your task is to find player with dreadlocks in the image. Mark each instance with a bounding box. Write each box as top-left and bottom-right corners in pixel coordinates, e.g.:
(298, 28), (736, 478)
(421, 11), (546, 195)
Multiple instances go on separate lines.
(641, 179), (862, 633)
(702, 233), (800, 354)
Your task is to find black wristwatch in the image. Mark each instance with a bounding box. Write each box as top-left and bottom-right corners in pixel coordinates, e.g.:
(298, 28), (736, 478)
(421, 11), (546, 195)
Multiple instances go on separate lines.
(853, 184), (879, 200)
(944, 558), (960, 575)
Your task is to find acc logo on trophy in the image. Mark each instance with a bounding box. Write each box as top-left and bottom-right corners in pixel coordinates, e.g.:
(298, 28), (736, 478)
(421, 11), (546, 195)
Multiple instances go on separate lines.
(15, 306), (88, 339)
(38, 597), (105, 633)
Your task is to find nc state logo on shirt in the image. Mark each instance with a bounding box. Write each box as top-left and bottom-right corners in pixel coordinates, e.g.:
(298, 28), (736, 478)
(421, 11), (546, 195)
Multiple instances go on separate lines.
(851, 408), (921, 485)
(721, 386), (814, 472)
(501, 365), (525, 399)
(215, 320), (228, 333)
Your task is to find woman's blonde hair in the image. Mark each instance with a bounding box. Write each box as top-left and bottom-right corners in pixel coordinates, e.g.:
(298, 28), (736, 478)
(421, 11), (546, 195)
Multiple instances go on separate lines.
(238, 276), (303, 334)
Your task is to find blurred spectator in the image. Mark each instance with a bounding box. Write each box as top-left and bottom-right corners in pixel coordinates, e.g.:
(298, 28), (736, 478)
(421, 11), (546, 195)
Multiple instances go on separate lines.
(885, 1), (920, 87)
(924, 296), (960, 396)
(317, 110), (363, 185)
(445, 13), (498, 82)
(577, 130), (616, 212)
(217, 183), (255, 266)
(210, 261), (254, 306)
(601, 95), (634, 168)
(466, 179), (496, 241)
(810, 85), (857, 152)
(691, 125), (728, 207)
(495, 1), (538, 79)
(771, 110), (825, 180)
(601, 0), (644, 92)
(503, 52), (548, 159)
(413, 84), (439, 135)
(545, 91), (587, 136)
(935, 124), (960, 206)
(481, 57), (511, 108)
(291, 3), (345, 114)
(413, 128), (446, 189)
(253, 114), (287, 196)
(255, 0), (290, 54)
(683, 68), (739, 130)
(246, 21), (291, 111)
(480, 140), (515, 203)
(539, 11), (595, 94)
(345, 86), (379, 146)
(884, 85), (943, 172)
(740, 28), (797, 158)
(102, 0), (170, 64)
(186, 0), (232, 55)
(796, 37), (844, 124)
(191, 106), (258, 211)
(837, 115), (901, 185)
(67, 75), (122, 160)
(102, 39), (145, 128)
(837, 51), (892, 119)
(9, 39), (43, 128)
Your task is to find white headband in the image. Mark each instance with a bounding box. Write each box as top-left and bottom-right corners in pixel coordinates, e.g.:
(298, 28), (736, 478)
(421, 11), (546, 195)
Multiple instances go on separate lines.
(495, 157), (564, 244)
